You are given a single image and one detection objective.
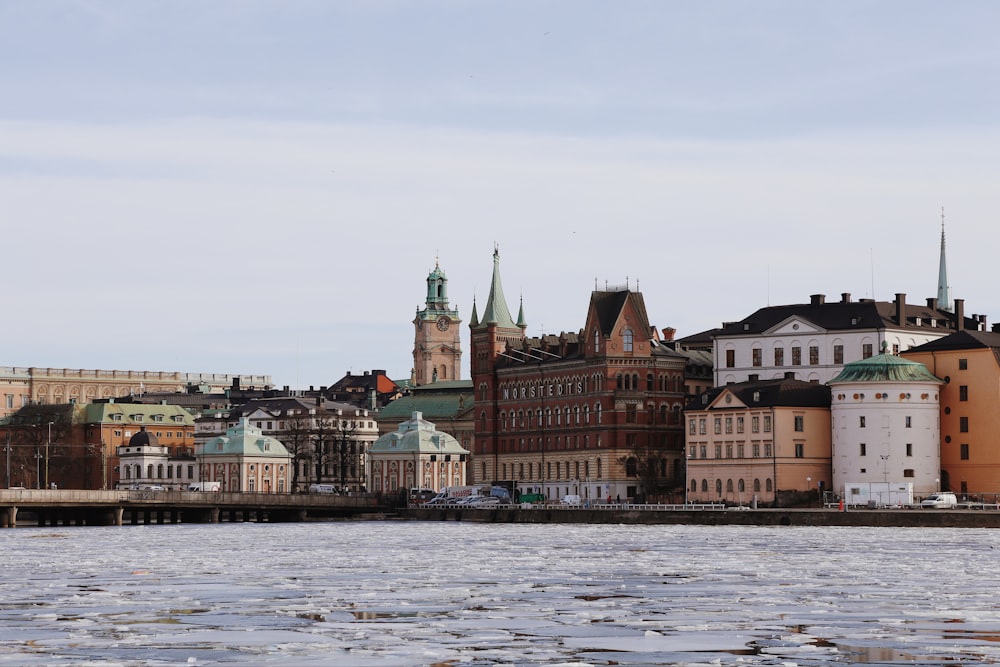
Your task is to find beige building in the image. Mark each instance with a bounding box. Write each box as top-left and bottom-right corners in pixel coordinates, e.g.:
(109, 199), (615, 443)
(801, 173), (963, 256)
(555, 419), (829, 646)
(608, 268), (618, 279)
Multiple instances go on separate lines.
(0, 367), (271, 418)
(368, 411), (470, 495)
(685, 379), (832, 506)
(197, 418), (291, 493)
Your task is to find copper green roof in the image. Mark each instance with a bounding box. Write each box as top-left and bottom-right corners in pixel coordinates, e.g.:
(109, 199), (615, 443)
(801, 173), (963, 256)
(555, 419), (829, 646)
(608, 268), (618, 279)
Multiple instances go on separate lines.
(828, 354), (942, 384)
(370, 411), (470, 455)
(378, 381), (473, 421)
(476, 247), (518, 329)
(201, 417), (290, 457)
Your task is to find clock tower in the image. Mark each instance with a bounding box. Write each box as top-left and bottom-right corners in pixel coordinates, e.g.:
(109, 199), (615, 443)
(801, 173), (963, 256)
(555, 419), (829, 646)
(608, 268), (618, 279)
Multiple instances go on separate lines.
(413, 259), (463, 385)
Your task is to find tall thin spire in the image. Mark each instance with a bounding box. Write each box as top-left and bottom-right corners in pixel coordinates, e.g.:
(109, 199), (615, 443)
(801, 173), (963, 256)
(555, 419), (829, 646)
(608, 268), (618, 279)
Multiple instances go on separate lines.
(477, 245), (517, 329)
(937, 207), (952, 312)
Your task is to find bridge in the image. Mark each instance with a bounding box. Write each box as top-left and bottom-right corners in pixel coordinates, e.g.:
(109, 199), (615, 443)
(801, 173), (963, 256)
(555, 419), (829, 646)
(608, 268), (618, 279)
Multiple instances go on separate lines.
(0, 489), (392, 528)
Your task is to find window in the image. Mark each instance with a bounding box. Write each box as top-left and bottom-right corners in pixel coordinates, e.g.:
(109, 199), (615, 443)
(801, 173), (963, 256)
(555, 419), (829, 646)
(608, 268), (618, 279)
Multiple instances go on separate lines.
(903, 469), (914, 478)
(906, 443), (913, 456)
(4, 395), (11, 409)
(725, 417), (733, 434)
(862, 343), (873, 359)
(725, 349), (735, 368)
(763, 416), (772, 432)
(752, 416), (760, 433)
(959, 358), (968, 370)
(736, 416), (744, 433)
(833, 344), (844, 365)
(752, 443), (760, 457)
(764, 443), (772, 457)
(794, 416), (804, 432)
(752, 348), (762, 367)
(960, 416), (969, 433)
(860, 416), (866, 428)
(688, 419), (696, 435)
(593, 329), (600, 354)
(737, 444), (744, 458)
(725, 444), (733, 459)
(960, 443), (970, 460)
(959, 385), (968, 401)
(774, 347), (784, 366)
(794, 443), (804, 458)
(625, 404), (637, 424)
(905, 416), (912, 428)
(623, 329), (634, 352)
(791, 346), (801, 366)
(698, 418), (706, 435)
(700, 445), (707, 458)
(859, 443), (866, 456)
(809, 346), (819, 365)
(689, 445), (696, 459)
(714, 445), (722, 458)
(714, 418), (722, 435)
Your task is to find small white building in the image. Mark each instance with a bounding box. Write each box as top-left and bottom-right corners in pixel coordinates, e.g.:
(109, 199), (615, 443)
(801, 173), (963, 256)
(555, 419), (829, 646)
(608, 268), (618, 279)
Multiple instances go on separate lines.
(829, 351), (943, 503)
(116, 426), (197, 490)
(368, 411), (470, 495)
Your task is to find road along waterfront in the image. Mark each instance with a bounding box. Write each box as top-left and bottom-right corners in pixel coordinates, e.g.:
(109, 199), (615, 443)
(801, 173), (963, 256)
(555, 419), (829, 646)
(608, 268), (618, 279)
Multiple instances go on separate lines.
(2, 521), (1000, 665)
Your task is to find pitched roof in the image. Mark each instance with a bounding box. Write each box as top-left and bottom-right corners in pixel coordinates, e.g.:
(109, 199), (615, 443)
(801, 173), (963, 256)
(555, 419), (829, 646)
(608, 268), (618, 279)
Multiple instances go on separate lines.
(906, 329), (1000, 353)
(476, 248), (518, 329)
(378, 381), (474, 421)
(201, 417), (290, 458)
(716, 298), (974, 336)
(685, 378), (831, 411)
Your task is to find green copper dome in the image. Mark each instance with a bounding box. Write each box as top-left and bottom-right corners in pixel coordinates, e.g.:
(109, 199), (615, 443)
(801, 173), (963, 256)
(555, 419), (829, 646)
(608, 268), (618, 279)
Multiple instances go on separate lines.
(828, 354), (942, 384)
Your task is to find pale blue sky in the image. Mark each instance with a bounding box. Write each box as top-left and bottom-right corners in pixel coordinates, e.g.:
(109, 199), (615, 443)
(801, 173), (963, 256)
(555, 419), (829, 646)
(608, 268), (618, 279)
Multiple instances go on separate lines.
(2, 1), (999, 388)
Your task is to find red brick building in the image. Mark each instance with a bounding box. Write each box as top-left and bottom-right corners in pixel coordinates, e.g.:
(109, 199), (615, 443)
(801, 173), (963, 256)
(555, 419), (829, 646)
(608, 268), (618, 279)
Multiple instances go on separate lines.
(470, 249), (688, 502)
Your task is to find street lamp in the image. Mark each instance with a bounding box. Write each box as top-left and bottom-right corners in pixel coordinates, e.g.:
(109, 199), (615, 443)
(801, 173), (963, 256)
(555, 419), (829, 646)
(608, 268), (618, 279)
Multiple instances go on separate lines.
(45, 421), (52, 489)
(880, 454), (890, 506)
(807, 477), (812, 506)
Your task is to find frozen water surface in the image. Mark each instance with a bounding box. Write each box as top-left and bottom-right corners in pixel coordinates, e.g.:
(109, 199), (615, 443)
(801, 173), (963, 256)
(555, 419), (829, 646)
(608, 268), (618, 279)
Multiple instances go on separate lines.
(1, 522), (999, 665)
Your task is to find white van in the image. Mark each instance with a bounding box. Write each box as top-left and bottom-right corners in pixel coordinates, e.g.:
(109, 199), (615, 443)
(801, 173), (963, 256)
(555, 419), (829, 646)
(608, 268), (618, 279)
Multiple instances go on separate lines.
(920, 492), (958, 509)
(309, 484), (337, 494)
(560, 494), (582, 506)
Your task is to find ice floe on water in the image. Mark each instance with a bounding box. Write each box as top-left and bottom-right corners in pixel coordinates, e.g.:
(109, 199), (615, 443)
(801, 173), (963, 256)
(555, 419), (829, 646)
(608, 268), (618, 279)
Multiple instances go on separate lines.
(1, 522), (1000, 664)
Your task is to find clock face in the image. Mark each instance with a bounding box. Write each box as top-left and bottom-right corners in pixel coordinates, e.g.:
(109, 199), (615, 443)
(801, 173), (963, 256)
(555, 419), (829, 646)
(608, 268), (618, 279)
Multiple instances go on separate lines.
(436, 316), (450, 331)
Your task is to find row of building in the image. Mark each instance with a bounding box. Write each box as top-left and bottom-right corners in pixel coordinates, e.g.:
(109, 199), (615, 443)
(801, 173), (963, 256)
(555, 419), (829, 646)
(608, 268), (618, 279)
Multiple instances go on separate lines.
(3, 230), (998, 506)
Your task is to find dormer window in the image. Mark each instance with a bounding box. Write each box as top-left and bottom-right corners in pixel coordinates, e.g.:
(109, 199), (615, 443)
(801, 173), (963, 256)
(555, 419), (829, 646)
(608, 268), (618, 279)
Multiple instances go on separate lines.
(593, 329), (600, 354)
(130, 414), (143, 422)
(111, 413), (123, 422)
(152, 414), (164, 423)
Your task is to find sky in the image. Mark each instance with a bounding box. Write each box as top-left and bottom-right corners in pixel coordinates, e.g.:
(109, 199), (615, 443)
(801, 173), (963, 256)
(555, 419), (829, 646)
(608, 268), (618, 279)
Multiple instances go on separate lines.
(2, 1), (999, 389)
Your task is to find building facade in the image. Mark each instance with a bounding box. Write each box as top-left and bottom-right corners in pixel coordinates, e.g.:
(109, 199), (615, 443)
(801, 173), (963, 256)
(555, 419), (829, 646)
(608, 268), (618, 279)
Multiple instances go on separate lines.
(470, 249), (688, 503)
(197, 418), (291, 493)
(368, 411), (470, 494)
(0, 367), (272, 419)
(903, 330), (1000, 497)
(413, 260), (463, 385)
(829, 353), (943, 504)
(711, 293), (984, 386)
(685, 379), (832, 506)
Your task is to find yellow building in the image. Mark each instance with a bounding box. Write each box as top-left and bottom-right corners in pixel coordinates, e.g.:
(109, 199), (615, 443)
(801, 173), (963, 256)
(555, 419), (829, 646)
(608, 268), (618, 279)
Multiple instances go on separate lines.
(685, 379), (832, 507)
(903, 330), (1000, 498)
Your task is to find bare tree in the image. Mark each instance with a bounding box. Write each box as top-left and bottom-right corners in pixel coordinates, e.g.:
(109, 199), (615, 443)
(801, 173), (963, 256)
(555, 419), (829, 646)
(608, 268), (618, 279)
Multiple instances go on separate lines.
(282, 414), (314, 493)
(311, 414), (337, 487)
(330, 418), (359, 492)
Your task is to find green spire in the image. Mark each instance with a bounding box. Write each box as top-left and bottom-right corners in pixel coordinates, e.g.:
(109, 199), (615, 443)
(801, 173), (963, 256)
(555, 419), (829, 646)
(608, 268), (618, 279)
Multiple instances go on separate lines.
(516, 295), (526, 329)
(469, 296), (479, 327)
(478, 246), (517, 329)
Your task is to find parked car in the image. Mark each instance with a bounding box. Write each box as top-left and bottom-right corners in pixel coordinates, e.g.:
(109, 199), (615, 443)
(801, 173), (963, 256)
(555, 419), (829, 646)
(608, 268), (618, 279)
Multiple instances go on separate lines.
(921, 492), (958, 509)
(560, 495), (582, 506)
(459, 496), (500, 507)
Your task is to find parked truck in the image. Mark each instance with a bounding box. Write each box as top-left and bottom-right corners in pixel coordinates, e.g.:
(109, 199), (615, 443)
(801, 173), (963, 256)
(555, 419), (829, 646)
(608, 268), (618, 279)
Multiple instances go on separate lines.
(187, 482), (221, 492)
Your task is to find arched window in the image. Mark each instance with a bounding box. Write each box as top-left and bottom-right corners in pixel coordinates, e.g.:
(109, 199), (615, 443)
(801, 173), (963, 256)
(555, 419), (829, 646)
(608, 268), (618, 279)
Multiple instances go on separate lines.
(726, 479), (734, 492)
(738, 479), (746, 493)
(765, 478), (773, 492)
(690, 479), (697, 492)
(701, 479), (708, 492)
(715, 479), (723, 496)
(753, 479), (761, 492)
(594, 329), (600, 354)
(147, 464), (154, 480)
(625, 457), (638, 477)
(623, 328), (634, 352)
(616, 374), (623, 390)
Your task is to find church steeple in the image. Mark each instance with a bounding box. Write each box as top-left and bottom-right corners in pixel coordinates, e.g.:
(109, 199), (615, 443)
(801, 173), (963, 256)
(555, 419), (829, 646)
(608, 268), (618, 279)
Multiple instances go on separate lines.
(413, 258), (462, 385)
(937, 207), (952, 312)
(476, 245), (518, 329)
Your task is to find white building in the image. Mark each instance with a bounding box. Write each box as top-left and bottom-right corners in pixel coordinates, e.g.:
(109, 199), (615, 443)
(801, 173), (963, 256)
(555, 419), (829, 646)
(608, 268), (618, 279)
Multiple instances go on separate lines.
(116, 426), (197, 490)
(197, 418), (291, 493)
(829, 352), (943, 504)
(712, 293), (983, 387)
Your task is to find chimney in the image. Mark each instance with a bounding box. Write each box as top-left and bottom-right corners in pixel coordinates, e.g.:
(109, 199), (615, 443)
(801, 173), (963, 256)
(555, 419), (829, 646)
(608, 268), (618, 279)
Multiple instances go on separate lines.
(662, 327), (676, 342)
(315, 394), (322, 406)
(810, 294), (826, 306)
(895, 293), (906, 326)
(955, 298), (965, 331)
(927, 297), (938, 311)
(841, 293), (851, 303)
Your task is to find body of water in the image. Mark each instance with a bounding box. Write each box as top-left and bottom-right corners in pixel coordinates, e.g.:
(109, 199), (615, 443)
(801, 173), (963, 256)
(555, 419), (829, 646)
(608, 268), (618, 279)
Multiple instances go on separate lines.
(1, 521), (999, 665)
